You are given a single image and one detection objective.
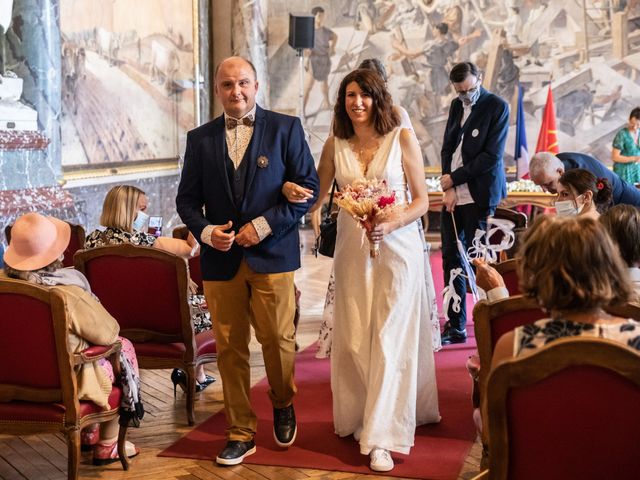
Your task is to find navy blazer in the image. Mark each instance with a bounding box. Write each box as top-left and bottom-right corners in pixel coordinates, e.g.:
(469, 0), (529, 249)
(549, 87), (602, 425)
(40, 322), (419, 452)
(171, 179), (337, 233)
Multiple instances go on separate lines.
(558, 152), (640, 207)
(441, 87), (510, 208)
(176, 106), (319, 281)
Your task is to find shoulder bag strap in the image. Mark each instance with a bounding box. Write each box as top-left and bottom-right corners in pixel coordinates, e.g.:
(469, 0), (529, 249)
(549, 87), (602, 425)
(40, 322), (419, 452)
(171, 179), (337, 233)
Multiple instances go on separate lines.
(324, 180), (338, 220)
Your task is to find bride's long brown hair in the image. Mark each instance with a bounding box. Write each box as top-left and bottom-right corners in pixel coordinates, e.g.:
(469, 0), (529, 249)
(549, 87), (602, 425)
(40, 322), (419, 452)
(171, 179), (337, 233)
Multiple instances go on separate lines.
(333, 69), (399, 140)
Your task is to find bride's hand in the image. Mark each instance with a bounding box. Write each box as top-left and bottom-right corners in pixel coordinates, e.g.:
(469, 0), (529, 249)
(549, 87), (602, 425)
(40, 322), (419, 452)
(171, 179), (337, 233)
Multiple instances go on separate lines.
(366, 221), (397, 243)
(282, 181), (314, 203)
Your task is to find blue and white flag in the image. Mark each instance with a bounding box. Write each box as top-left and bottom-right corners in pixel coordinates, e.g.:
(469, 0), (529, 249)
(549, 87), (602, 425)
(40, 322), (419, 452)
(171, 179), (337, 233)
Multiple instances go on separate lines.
(515, 84), (530, 179)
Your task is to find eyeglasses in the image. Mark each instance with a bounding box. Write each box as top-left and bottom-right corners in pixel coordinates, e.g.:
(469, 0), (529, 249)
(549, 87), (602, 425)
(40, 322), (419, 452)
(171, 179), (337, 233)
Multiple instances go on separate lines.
(455, 78), (481, 96)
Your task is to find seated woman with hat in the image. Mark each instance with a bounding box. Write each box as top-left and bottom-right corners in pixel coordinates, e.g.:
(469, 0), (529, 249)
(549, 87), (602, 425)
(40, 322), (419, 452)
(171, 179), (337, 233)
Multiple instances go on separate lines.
(2, 212), (142, 465)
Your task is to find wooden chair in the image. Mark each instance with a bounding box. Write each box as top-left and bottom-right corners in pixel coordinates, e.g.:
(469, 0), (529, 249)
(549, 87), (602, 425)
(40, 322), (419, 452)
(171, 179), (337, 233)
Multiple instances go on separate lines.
(5, 222), (86, 268)
(0, 278), (129, 480)
(74, 243), (216, 425)
(485, 337), (640, 480)
(493, 258), (520, 296)
(172, 225), (203, 295)
(472, 295), (546, 467)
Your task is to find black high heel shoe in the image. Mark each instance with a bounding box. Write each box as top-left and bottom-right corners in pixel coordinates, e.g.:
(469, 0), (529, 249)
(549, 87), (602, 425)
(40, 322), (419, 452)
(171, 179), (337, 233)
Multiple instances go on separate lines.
(197, 375), (216, 391)
(171, 369), (187, 397)
(170, 369), (216, 396)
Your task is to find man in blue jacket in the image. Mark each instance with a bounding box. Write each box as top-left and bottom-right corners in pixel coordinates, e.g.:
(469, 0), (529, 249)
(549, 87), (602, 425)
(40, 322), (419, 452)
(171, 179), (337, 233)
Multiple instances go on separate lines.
(176, 56), (318, 465)
(439, 61), (510, 345)
(529, 151), (640, 206)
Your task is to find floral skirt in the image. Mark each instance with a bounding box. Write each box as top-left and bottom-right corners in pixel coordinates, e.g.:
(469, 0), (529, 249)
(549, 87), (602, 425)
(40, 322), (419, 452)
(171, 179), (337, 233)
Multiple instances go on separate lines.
(99, 336), (139, 381)
(190, 294), (212, 334)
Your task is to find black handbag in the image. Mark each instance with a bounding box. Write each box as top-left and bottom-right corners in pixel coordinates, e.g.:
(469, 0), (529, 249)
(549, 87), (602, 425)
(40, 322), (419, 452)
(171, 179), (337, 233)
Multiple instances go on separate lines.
(315, 181), (338, 258)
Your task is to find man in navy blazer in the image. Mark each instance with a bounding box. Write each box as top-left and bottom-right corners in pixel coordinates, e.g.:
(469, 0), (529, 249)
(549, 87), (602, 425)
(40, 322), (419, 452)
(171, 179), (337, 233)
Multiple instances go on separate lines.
(439, 62), (510, 345)
(529, 151), (640, 206)
(176, 56), (319, 465)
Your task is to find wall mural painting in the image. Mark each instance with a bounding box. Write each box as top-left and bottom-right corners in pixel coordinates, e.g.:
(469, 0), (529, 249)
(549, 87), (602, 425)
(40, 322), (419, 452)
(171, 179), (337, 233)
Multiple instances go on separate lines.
(268, 0), (640, 171)
(60, 0), (196, 167)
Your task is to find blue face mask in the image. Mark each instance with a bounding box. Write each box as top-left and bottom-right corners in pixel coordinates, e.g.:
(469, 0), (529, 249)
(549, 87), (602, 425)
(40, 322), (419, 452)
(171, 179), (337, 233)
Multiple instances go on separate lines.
(132, 210), (150, 232)
(458, 79), (481, 106)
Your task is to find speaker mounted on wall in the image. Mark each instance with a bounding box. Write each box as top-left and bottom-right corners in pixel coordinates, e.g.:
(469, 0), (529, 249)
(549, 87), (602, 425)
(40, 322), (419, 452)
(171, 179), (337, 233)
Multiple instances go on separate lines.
(288, 13), (315, 50)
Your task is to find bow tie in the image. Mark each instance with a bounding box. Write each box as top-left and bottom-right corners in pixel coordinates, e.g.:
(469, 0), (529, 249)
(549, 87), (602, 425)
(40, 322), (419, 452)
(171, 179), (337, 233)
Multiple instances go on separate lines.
(226, 116), (254, 129)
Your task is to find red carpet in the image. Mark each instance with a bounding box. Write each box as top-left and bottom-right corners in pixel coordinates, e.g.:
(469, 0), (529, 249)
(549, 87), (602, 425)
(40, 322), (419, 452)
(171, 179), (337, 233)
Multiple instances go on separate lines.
(160, 334), (476, 479)
(160, 250), (477, 478)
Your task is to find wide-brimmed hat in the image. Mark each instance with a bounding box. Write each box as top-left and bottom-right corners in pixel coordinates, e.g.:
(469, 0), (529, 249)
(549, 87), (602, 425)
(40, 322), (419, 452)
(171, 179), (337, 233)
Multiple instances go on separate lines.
(3, 213), (71, 271)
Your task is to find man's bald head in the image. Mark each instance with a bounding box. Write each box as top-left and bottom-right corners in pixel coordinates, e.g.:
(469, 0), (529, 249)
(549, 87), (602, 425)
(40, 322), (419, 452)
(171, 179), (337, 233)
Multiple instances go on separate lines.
(529, 152), (565, 193)
(214, 56), (257, 82)
(214, 56), (259, 118)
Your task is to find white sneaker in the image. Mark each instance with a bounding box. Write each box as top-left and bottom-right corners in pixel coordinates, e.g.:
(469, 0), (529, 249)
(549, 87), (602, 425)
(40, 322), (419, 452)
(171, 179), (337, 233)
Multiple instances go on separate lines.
(370, 447), (394, 472)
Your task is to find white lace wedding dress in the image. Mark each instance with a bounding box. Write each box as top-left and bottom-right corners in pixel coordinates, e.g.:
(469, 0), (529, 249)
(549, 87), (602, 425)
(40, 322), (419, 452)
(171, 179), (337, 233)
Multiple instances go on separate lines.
(330, 128), (441, 455)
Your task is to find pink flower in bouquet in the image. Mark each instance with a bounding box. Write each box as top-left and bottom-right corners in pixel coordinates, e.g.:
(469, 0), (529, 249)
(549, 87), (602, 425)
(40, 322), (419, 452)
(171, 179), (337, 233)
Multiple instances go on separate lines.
(335, 178), (404, 257)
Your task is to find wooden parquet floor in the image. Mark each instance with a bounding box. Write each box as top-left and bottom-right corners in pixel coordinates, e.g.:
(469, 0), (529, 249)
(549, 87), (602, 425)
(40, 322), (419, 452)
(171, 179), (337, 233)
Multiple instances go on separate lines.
(0, 230), (481, 480)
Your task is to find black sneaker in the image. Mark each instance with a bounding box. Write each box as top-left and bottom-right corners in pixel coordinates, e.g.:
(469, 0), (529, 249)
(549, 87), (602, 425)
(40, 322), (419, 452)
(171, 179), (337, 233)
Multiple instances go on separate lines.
(215, 440), (256, 466)
(273, 405), (297, 447)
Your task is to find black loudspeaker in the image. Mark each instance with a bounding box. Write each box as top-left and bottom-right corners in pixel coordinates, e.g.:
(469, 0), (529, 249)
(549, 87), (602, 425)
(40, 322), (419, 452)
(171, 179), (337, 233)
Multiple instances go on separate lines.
(288, 13), (315, 50)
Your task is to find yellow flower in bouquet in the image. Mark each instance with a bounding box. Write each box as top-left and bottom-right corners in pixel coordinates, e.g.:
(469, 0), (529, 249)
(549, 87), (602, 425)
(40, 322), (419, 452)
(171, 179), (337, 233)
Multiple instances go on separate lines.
(335, 178), (404, 257)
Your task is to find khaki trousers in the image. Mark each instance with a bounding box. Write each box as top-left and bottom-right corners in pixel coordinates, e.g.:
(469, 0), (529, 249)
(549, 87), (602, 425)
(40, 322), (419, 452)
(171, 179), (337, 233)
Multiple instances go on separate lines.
(203, 260), (297, 441)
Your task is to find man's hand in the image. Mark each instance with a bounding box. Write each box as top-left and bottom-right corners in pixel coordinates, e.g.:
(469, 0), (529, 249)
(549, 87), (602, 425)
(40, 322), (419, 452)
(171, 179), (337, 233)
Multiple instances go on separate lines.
(235, 223), (260, 248)
(211, 221), (235, 252)
(440, 174), (454, 191)
(282, 181), (314, 203)
(443, 188), (457, 212)
(472, 258), (506, 291)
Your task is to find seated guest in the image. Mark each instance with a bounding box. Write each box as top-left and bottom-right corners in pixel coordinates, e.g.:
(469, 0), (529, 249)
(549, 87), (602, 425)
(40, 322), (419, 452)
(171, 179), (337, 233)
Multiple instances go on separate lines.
(2, 212), (141, 464)
(529, 151), (640, 206)
(600, 204), (640, 297)
(555, 169), (612, 219)
(85, 185), (214, 392)
(491, 215), (639, 370)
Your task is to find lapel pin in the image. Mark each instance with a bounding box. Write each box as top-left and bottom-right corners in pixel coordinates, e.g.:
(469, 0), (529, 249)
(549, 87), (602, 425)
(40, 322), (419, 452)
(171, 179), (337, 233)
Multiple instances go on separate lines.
(472, 129), (479, 137)
(257, 155), (269, 168)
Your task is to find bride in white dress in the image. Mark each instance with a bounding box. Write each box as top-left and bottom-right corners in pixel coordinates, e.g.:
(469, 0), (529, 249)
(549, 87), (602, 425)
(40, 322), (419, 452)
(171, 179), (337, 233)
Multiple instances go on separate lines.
(292, 69), (440, 472)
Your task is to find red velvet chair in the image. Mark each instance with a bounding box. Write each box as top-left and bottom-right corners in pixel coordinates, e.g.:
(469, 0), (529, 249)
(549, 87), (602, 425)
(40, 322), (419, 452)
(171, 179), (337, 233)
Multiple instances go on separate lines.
(494, 258), (520, 296)
(0, 278), (129, 480)
(485, 337), (640, 480)
(472, 295), (546, 467)
(74, 243), (216, 425)
(6, 222), (85, 268)
(172, 225), (203, 295)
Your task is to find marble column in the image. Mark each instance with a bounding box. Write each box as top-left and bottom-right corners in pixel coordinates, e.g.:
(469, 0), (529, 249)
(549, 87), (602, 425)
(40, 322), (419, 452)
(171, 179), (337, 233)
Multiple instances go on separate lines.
(0, 0), (61, 190)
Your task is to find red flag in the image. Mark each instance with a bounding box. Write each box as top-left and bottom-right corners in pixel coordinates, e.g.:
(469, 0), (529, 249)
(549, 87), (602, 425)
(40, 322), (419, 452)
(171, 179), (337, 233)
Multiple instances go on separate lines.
(535, 86), (559, 154)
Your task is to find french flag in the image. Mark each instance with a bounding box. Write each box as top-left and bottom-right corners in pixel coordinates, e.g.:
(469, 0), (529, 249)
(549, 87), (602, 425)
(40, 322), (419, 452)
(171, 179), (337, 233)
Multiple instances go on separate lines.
(515, 84), (529, 180)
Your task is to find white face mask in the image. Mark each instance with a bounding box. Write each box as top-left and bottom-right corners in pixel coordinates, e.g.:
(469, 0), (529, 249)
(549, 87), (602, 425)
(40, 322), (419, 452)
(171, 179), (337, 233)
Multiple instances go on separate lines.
(132, 210), (150, 232)
(555, 196), (584, 217)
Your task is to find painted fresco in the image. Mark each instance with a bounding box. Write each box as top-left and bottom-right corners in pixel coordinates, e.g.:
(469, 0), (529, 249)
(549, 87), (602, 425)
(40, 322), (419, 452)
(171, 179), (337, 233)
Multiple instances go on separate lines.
(59, 0), (196, 166)
(267, 0), (640, 170)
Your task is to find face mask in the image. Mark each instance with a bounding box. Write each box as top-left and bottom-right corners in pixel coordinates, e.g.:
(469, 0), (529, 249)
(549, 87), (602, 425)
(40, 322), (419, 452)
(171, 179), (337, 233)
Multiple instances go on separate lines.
(458, 84), (481, 106)
(555, 199), (580, 217)
(132, 210), (150, 232)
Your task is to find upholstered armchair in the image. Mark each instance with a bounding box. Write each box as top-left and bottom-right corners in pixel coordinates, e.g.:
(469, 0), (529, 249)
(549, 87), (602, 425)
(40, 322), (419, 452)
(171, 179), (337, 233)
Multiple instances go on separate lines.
(74, 243), (216, 425)
(0, 278), (129, 480)
(485, 337), (640, 479)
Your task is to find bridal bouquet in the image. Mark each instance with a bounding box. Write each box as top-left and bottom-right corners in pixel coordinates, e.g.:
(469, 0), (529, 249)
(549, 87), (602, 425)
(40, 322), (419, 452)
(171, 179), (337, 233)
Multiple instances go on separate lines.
(335, 178), (403, 258)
